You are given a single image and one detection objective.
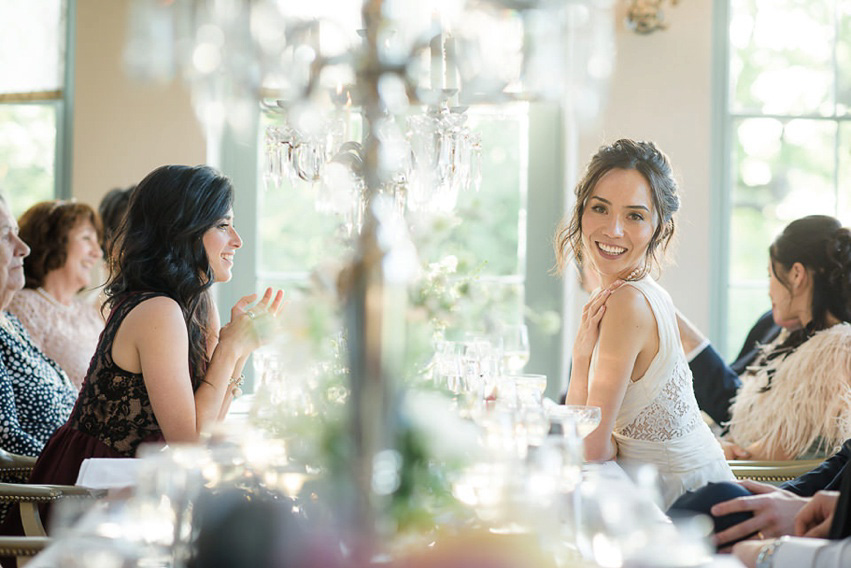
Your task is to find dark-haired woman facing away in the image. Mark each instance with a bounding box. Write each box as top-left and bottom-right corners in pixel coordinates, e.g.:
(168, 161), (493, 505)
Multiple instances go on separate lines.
(12, 164), (284, 498)
(720, 215), (851, 461)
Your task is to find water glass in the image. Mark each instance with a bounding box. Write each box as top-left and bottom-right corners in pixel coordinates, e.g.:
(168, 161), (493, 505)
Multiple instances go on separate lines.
(500, 324), (530, 374)
(510, 373), (548, 405)
(548, 404), (602, 439)
(624, 512), (713, 567)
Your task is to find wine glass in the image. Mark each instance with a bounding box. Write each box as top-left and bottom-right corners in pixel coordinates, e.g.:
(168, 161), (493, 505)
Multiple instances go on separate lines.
(500, 323), (530, 374)
(561, 405), (602, 439)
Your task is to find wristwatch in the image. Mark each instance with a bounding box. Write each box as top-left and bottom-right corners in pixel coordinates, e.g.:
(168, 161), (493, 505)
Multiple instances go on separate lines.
(755, 536), (789, 568)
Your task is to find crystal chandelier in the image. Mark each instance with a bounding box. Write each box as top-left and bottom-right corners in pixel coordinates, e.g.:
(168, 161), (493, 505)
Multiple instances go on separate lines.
(124, 0), (615, 228)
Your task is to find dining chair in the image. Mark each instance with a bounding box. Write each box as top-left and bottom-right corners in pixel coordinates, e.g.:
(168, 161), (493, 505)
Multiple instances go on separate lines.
(728, 459), (825, 486)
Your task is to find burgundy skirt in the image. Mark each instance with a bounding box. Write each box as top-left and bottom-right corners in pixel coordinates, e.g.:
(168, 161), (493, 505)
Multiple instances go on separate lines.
(0, 422), (163, 540)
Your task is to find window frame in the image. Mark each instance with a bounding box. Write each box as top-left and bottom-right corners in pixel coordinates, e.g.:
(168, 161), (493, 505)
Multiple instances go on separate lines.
(714, 0), (851, 356)
(710, 0), (732, 351)
(0, 0), (73, 203)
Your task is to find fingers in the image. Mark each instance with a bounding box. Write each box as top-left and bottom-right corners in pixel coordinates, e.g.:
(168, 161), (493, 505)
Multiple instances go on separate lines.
(268, 289), (285, 315)
(732, 446), (752, 459)
(738, 480), (778, 495)
(714, 518), (761, 548)
(711, 495), (758, 517)
(583, 280), (622, 317)
(255, 287), (274, 308)
(722, 441), (750, 460)
(794, 501), (821, 536)
(231, 293), (259, 320)
(238, 287), (286, 321)
(589, 302), (607, 324)
(802, 518), (832, 538)
(711, 495), (769, 547)
(235, 293), (258, 310)
(793, 492), (838, 537)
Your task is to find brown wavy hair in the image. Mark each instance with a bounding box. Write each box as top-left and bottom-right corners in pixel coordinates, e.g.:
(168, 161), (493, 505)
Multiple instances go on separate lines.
(18, 200), (103, 289)
(554, 139), (680, 276)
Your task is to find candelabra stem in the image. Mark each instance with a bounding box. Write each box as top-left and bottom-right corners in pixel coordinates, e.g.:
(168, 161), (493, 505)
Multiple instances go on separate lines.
(342, 0), (411, 559)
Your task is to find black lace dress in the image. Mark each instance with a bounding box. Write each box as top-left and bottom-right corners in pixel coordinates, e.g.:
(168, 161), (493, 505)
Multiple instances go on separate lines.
(0, 292), (181, 541)
(26, 292), (173, 489)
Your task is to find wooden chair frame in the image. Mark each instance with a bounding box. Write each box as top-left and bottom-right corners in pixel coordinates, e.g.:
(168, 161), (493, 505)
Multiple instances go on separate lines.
(728, 459), (824, 485)
(0, 449), (106, 566)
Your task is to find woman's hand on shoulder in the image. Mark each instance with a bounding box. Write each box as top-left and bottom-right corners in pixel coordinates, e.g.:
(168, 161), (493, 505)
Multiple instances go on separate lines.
(219, 287), (285, 357)
(573, 280), (625, 361)
(594, 282), (656, 366)
(603, 282), (654, 321)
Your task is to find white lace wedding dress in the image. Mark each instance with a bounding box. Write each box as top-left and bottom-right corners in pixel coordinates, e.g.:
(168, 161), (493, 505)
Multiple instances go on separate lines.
(590, 276), (734, 509)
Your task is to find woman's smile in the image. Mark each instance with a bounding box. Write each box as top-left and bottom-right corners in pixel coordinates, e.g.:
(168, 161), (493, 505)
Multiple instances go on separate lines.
(580, 168), (657, 285)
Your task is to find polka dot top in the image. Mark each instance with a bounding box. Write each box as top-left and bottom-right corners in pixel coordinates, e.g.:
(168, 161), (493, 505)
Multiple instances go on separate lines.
(0, 311), (77, 456)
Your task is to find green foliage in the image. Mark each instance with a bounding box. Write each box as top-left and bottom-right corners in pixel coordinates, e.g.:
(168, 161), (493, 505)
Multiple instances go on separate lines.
(727, 3), (851, 355)
(0, 104), (56, 215)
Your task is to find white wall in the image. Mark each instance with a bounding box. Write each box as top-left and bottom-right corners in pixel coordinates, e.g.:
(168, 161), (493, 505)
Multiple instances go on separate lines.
(578, 0), (715, 336)
(71, 0), (205, 208)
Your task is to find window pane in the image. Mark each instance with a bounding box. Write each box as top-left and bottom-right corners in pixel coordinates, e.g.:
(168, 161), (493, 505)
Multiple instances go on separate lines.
(258, 105), (527, 278)
(0, 0), (65, 94)
(730, 117), (836, 281)
(726, 286), (771, 358)
(730, 0), (834, 115)
(416, 106), (526, 278)
(837, 122), (851, 224)
(837, 2), (851, 112)
(0, 104), (57, 215)
(257, 101), (528, 346)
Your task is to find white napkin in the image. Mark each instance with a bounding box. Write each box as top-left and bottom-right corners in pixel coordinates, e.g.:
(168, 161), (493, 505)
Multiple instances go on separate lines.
(75, 458), (141, 489)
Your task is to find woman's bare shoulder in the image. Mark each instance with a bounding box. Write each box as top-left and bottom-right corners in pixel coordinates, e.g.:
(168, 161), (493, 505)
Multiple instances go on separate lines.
(604, 284), (653, 323)
(121, 295), (185, 330)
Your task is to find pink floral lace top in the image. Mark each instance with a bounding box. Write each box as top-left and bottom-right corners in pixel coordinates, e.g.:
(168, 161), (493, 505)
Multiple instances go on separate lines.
(7, 288), (104, 390)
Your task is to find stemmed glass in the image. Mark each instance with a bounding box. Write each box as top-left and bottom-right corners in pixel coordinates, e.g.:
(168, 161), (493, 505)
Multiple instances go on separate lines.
(500, 323), (530, 374)
(560, 405), (602, 439)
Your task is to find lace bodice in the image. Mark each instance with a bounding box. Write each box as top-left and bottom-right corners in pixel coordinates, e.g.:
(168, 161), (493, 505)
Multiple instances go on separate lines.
(598, 276), (710, 444)
(595, 276), (733, 507)
(68, 292), (167, 456)
(8, 288), (104, 389)
(619, 356), (703, 441)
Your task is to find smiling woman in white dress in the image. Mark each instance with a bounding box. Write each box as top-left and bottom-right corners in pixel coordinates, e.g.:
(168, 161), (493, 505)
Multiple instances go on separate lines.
(555, 139), (733, 508)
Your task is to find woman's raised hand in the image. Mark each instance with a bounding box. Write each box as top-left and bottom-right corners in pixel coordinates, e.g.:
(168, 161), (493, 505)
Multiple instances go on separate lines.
(573, 280), (624, 361)
(221, 287), (285, 355)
